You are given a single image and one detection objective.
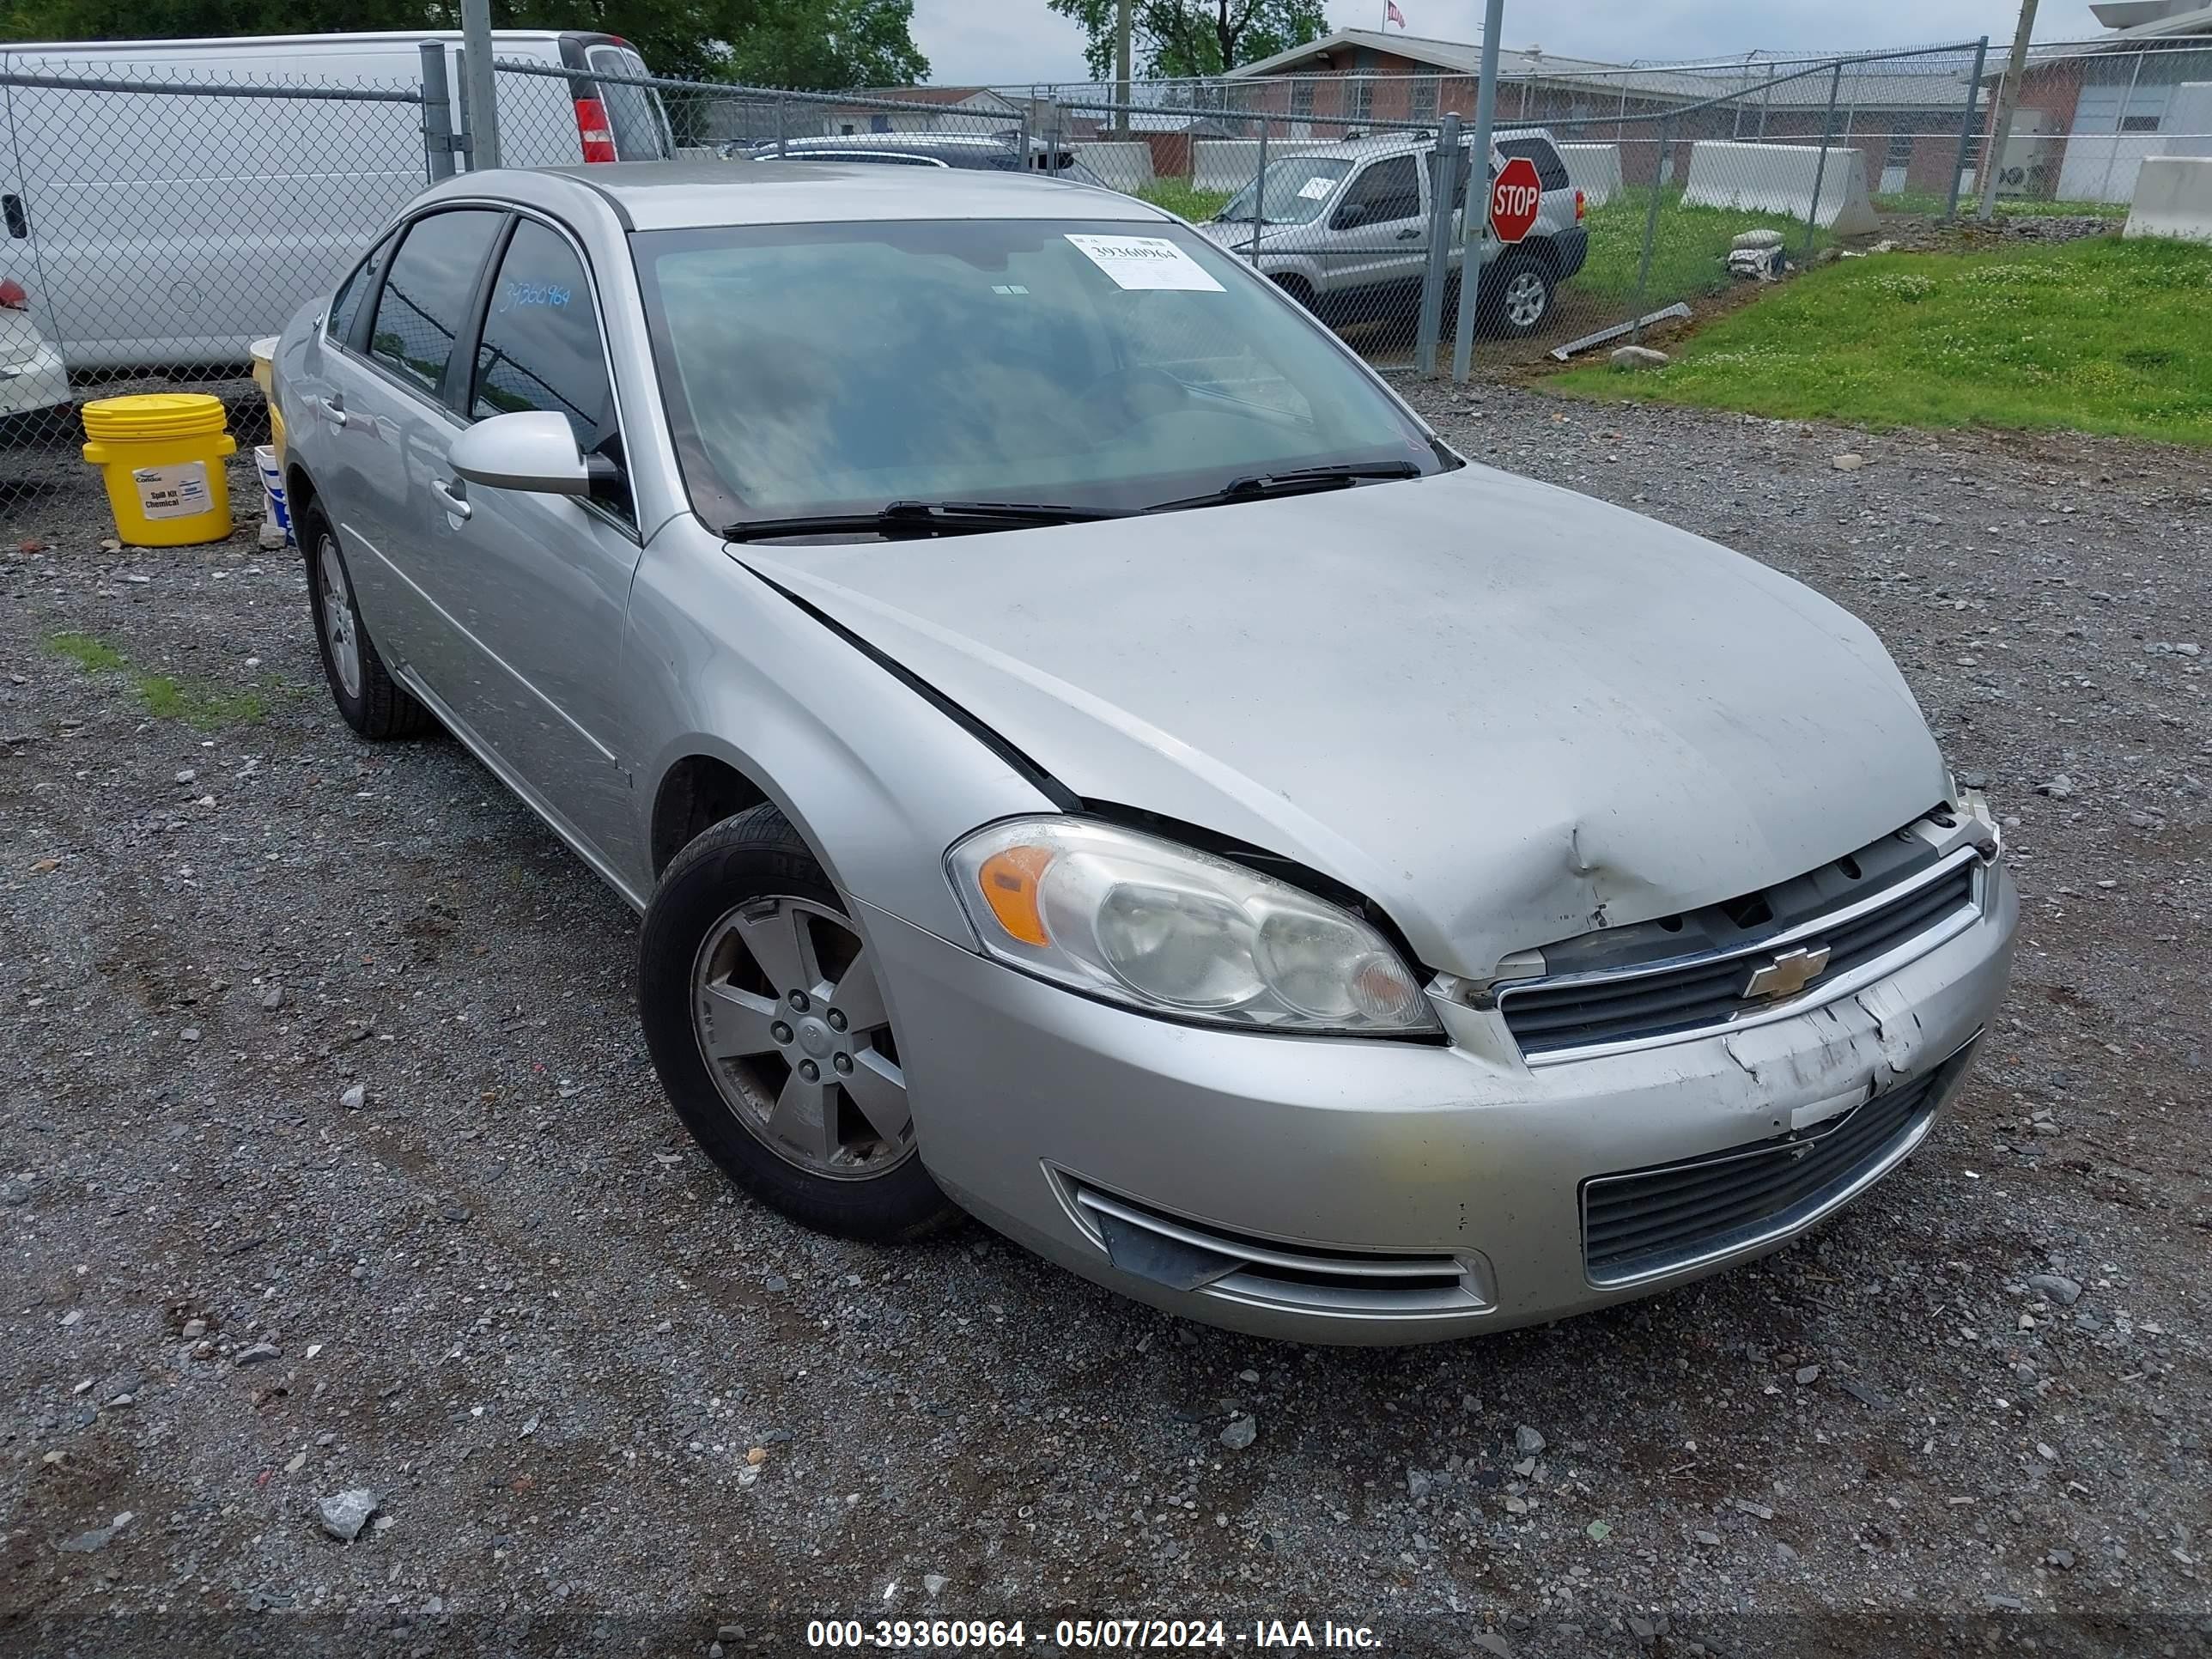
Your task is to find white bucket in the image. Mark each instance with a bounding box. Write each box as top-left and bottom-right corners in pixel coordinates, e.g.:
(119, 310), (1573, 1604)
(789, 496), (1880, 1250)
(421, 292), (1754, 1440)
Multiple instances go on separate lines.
(253, 443), (291, 550)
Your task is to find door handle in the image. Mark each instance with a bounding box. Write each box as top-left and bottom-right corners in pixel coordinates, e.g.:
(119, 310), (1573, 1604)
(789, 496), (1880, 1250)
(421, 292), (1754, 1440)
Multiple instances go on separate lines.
(2, 194), (26, 240)
(310, 393), (349, 428)
(1395, 227), (1423, 240)
(430, 477), (471, 520)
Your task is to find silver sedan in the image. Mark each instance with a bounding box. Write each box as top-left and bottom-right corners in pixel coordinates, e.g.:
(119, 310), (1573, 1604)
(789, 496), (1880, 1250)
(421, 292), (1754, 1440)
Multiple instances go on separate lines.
(272, 161), (2016, 1344)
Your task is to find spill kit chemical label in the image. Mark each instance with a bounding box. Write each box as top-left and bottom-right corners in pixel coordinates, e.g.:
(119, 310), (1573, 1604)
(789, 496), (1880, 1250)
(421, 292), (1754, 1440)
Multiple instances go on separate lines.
(133, 461), (212, 520)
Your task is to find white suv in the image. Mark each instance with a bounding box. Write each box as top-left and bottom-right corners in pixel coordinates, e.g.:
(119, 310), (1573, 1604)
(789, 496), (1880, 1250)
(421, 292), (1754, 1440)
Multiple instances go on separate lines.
(1194, 128), (1588, 338)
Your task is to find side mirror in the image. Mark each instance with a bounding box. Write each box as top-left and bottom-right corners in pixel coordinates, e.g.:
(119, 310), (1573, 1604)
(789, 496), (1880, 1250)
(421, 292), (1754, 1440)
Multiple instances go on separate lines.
(448, 410), (591, 497)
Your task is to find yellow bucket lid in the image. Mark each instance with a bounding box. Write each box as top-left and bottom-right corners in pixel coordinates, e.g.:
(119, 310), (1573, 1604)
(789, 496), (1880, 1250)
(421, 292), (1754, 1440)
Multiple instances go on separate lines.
(82, 392), (229, 442)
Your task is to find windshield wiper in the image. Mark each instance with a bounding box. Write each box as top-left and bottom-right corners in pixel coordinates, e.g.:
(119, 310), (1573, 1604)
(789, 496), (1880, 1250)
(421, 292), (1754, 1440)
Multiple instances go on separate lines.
(724, 499), (1128, 542)
(1144, 460), (1423, 514)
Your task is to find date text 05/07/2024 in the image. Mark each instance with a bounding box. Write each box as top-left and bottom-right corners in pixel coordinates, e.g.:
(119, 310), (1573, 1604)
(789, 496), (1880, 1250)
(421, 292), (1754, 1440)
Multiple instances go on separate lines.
(805, 1618), (1384, 1651)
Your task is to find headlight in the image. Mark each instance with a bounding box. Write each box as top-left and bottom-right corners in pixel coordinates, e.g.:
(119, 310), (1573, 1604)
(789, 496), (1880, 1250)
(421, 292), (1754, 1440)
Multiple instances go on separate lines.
(947, 817), (1437, 1036)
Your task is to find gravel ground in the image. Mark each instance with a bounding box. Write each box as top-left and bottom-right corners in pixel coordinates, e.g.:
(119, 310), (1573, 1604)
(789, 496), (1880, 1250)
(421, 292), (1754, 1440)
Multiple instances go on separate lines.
(3, 397), (2208, 1659)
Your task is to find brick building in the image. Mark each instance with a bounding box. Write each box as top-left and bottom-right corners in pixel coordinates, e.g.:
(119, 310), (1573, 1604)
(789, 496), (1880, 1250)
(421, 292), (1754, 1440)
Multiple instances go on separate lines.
(1223, 29), (1979, 196)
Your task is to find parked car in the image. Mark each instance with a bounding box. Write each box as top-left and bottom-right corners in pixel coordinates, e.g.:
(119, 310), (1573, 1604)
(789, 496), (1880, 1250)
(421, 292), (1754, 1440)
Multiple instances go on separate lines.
(273, 161), (2015, 1345)
(726, 131), (1109, 189)
(0, 277), (70, 429)
(0, 31), (672, 369)
(1196, 128), (1585, 337)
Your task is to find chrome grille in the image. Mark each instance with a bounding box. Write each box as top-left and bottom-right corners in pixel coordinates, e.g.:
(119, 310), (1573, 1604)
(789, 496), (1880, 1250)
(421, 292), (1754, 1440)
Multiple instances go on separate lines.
(1581, 1059), (1961, 1287)
(1501, 854), (1979, 1058)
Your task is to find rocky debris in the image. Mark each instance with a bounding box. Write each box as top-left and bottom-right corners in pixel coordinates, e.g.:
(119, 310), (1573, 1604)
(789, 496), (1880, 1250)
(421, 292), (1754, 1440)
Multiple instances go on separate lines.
(318, 1488), (379, 1542)
(1406, 1468), (1433, 1501)
(1610, 344), (1669, 371)
(338, 1083), (366, 1110)
(1515, 1425), (1547, 1457)
(1219, 1415), (1256, 1451)
(923, 1574), (949, 1596)
(58, 1515), (130, 1553)
(2035, 775), (2075, 799)
(1832, 453), (1866, 471)
(2027, 1273), (2083, 1306)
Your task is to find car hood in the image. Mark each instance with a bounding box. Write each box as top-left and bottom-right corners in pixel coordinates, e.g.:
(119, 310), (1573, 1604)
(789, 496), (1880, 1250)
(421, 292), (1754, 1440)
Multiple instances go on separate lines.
(730, 465), (1948, 977)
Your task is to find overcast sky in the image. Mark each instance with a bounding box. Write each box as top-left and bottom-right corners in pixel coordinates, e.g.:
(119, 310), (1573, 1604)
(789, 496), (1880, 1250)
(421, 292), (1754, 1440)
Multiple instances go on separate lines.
(909, 2), (2116, 86)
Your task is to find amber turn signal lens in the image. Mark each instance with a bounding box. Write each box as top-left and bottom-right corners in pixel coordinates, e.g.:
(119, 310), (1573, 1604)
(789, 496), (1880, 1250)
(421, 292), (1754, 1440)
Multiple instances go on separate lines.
(977, 844), (1054, 946)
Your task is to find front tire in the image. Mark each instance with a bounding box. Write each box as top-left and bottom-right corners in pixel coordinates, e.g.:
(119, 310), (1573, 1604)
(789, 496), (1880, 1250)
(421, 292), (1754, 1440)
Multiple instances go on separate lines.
(302, 504), (431, 740)
(638, 805), (955, 1242)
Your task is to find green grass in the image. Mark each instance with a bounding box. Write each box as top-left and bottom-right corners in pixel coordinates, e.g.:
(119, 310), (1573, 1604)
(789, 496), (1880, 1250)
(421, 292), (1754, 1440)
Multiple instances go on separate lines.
(1875, 188), (2128, 218)
(45, 630), (269, 730)
(47, 631), (127, 673)
(1550, 234), (2212, 446)
(1137, 179), (1233, 222)
(1565, 187), (1830, 307)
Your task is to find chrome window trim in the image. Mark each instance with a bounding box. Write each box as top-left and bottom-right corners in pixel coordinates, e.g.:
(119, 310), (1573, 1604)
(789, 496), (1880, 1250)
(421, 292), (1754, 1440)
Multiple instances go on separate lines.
(1499, 843), (1989, 1067)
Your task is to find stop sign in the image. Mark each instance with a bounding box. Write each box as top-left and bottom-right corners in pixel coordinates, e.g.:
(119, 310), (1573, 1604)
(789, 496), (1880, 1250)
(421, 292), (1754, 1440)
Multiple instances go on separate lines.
(1488, 154), (1543, 244)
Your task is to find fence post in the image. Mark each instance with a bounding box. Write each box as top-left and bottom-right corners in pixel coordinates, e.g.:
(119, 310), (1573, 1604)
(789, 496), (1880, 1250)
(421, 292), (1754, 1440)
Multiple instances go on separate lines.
(1946, 36), (1990, 218)
(1018, 104), (1030, 168)
(1630, 113), (1673, 337)
(2098, 48), (2146, 203)
(1250, 118), (1267, 265)
(1978, 1), (2041, 223)
(1417, 111), (1462, 377)
(1449, 0), (1506, 382)
(418, 40), (456, 181)
(775, 94), (787, 157)
(459, 0), (499, 169)
(1805, 61), (1843, 261)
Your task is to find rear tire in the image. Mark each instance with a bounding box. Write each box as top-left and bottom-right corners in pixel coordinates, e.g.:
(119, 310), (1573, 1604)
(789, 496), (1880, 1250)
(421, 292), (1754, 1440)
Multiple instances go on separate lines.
(1481, 252), (1555, 339)
(639, 804), (957, 1243)
(302, 503), (431, 740)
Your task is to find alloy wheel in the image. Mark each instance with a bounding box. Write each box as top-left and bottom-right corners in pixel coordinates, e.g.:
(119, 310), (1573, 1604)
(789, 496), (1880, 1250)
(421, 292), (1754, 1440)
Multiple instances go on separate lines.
(1504, 270), (1548, 330)
(317, 538), (362, 701)
(688, 896), (916, 1180)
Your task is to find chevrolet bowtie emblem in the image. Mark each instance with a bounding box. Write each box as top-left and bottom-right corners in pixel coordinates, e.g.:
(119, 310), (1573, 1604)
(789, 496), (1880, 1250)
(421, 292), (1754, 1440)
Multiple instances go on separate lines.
(1744, 944), (1832, 1002)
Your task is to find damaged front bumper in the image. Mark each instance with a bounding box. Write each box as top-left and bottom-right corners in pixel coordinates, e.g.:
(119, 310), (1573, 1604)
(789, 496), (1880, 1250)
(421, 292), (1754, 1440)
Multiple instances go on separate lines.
(864, 842), (2017, 1344)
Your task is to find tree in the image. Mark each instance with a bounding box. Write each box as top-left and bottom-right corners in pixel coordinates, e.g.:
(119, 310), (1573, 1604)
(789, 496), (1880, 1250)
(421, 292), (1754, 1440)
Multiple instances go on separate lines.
(1047, 0), (1328, 80)
(0, 0), (928, 90)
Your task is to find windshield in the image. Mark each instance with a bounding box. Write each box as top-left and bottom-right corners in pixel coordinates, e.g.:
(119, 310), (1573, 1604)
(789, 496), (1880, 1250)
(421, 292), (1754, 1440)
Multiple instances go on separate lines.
(632, 218), (1446, 532)
(1215, 157), (1353, 225)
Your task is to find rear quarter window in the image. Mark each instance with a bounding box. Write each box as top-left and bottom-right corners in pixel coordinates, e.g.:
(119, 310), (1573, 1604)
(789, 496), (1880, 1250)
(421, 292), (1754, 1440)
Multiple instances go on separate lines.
(1497, 137), (1571, 193)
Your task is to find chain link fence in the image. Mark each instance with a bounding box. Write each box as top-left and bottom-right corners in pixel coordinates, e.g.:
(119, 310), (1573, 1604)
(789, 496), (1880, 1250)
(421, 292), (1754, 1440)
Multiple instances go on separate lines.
(6, 33), (2206, 514)
(0, 57), (444, 511)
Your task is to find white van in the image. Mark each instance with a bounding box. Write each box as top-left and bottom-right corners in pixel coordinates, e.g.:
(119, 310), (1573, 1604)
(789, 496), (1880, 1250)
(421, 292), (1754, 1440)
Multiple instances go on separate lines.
(0, 31), (672, 368)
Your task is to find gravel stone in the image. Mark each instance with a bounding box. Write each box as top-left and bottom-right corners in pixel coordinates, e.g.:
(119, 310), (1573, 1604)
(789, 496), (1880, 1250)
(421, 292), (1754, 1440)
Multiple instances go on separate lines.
(2, 392), (2205, 1651)
(317, 1488), (378, 1542)
(1219, 1415), (1256, 1450)
(2027, 1272), (2084, 1306)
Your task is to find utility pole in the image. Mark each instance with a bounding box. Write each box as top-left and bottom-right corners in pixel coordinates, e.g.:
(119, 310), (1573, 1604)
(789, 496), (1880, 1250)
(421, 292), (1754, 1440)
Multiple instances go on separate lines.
(1114, 0), (1132, 137)
(461, 0), (501, 170)
(1976, 0), (2039, 222)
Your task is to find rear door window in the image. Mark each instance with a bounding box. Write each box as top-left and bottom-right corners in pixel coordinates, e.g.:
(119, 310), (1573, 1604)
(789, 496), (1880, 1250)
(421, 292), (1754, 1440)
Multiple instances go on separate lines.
(327, 234), (394, 349)
(368, 209), (506, 398)
(1339, 155), (1422, 225)
(586, 45), (673, 159)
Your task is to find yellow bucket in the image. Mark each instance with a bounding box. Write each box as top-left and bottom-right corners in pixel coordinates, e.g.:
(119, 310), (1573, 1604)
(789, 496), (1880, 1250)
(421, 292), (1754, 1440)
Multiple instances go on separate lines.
(82, 393), (237, 547)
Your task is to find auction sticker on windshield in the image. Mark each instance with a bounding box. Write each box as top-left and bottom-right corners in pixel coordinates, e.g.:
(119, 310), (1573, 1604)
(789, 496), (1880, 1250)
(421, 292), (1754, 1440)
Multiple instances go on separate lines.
(1297, 176), (1334, 200)
(1065, 234), (1225, 292)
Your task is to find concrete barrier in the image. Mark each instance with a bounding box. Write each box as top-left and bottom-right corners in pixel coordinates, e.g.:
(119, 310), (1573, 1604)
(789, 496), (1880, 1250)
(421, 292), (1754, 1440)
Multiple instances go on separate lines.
(1559, 143), (1622, 207)
(2124, 155), (2212, 242)
(1192, 138), (1333, 192)
(1075, 140), (1154, 188)
(1681, 141), (1881, 235)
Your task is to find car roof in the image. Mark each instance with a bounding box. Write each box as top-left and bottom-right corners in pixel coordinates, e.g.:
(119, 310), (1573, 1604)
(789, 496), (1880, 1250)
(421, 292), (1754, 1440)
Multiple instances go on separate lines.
(779, 134), (1012, 151)
(423, 161), (1169, 231)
